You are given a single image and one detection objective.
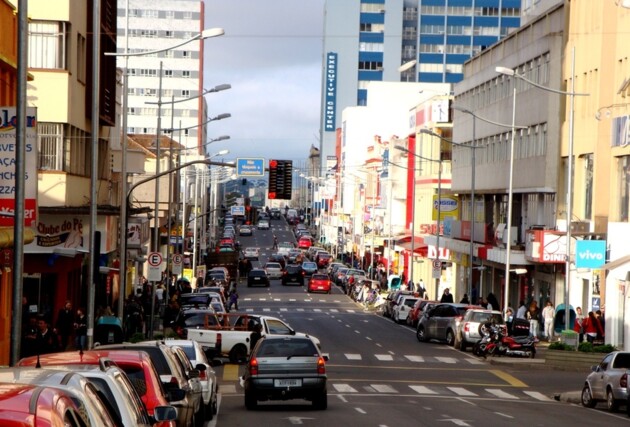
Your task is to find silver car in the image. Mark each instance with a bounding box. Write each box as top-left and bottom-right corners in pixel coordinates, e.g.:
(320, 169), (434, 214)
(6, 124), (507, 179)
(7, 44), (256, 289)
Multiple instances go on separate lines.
(264, 262), (284, 279)
(454, 309), (504, 352)
(242, 335), (328, 410)
(581, 351), (630, 412)
(416, 303), (476, 346)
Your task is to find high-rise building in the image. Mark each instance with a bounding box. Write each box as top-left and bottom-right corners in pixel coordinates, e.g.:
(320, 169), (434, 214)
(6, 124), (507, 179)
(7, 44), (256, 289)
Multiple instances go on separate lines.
(117, 0), (206, 150)
(319, 0), (520, 170)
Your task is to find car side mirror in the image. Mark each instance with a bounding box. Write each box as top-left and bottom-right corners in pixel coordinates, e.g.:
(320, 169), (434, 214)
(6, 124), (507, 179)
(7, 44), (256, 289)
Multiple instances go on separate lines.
(152, 406), (177, 422)
(164, 386), (186, 402)
(188, 369), (200, 379)
(196, 363), (207, 372)
(322, 353), (330, 361)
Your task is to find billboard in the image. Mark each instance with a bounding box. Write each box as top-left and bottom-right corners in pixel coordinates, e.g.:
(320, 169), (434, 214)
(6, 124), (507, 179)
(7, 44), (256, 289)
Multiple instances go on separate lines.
(324, 52), (338, 132)
(0, 107), (38, 226)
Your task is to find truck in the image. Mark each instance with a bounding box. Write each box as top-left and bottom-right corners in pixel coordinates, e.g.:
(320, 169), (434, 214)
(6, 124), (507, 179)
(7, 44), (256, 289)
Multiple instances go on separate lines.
(186, 313), (321, 363)
(205, 251), (239, 286)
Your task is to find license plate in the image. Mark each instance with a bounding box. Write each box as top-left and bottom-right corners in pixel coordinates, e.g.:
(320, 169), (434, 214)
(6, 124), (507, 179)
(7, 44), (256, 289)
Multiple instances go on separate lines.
(275, 379), (302, 387)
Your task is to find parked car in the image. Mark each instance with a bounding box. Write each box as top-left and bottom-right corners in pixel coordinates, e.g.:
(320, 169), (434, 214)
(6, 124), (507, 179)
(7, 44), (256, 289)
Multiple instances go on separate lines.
(333, 267), (349, 286)
(454, 309), (505, 352)
(247, 269), (270, 287)
(307, 246), (325, 260)
(315, 252), (333, 268)
(383, 290), (414, 318)
(264, 262), (283, 279)
(179, 293), (218, 310)
(301, 261), (318, 276)
(282, 264), (305, 286)
(0, 369), (121, 427)
(242, 335), (328, 410)
(327, 262), (346, 278)
(97, 342), (203, 427)
(308, 273), (332, 294)
(581, 351), (630, 412)
(416, 303), (480, 346)
(407, 299), (439, 328)
(171, 308), (222, 344)
(243, 247), (260, 260)
(392, 296), (419, 324)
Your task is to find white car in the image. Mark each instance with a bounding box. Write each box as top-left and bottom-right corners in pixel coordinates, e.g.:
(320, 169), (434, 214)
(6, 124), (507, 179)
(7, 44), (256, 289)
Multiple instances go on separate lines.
(162, 339), (220, 421)
(392, 296), (419, 324)
(277, 242), (294, 257)
(257, 219), (270, 230)
(243, 247), (260, 260)
(264, 262), (283, 279)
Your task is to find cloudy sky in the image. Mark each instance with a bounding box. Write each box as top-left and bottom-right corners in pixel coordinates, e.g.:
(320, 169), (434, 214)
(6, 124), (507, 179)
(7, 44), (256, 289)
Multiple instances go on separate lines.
(202, 0), (326, 163)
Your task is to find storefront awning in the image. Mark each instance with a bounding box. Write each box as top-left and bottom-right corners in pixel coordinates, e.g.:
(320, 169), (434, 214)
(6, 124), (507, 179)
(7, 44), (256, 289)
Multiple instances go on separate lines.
(600, 254), (630, 271)
(396, 241), (428, 256)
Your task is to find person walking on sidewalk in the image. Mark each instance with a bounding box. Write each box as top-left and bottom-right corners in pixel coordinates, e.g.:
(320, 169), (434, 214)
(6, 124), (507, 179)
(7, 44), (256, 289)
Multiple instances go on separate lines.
(573, 307), (585, 343)
(527, 301), (541, 339)
(542, 300), (555, 341)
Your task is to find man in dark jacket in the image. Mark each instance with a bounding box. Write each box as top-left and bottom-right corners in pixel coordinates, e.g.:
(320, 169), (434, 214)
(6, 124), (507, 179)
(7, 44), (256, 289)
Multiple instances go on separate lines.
(36, 316), (60, 355)
(440, 288), (454, 303)
(55, 300), (74, 350)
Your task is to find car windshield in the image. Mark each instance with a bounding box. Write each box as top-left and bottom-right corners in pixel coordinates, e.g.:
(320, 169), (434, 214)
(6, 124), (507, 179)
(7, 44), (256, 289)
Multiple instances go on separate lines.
(265, 263), (281, 269)
(250, 270), (266, 277)
(472, 312), (504, 324)
(179, 295), (210, 306)
(303, 262), (317, 269)
(183, 312), (220, 327)
(404, 299), (418, 308)
(312, 274), (328, 280)
(612, 353), (630, 369)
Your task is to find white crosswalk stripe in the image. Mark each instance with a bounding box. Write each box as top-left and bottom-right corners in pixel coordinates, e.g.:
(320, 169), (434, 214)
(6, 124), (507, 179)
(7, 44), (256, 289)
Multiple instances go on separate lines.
(375, 354), (394, 361)
(345, 353), (362, 360)
(409, 385), (438, 394)
(220, 384), (237, 394)
(447, 387), (478, 397)
(434, 357), (457, 364)
(523, 391), (553, 401)
(486, 388), (519, 399)
(333, 384), (358, 393)
(464, 358), (484, 365)
(404, 355), (425, 362)
(370, 384), (398, 393)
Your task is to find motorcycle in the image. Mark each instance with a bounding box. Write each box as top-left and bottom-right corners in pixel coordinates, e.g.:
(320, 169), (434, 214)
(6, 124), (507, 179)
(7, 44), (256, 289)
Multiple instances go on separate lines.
(473, 323), (537, 359)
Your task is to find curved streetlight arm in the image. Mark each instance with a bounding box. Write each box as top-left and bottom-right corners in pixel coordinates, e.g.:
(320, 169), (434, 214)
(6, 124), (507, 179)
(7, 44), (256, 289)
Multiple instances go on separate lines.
(170, 136), (231, 153)
(394, 145), (440, 163)
(495, 67), (589, 97)
(164, 113), (231, 132)
(452, 105), (528, 130)
(126, 159), (234, 211)
(106, 28), (224, 57)
(145, 84), (231, 106)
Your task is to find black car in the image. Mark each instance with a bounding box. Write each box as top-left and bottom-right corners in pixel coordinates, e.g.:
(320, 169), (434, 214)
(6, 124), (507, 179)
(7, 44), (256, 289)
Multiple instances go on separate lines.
(282, 264), (305, 286)
(247, 269), (270, 287)
(270, 208), (281, 219)
(243, 335), (328, 410)
(269, 253), (287, 269)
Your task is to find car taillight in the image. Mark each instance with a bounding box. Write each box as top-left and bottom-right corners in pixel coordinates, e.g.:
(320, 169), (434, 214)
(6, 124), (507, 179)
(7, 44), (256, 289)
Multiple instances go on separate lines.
(199, 368), (207, 380)
(170, 376), (179, 385)
(622, 373), (627, 388)
(464, 323), (470, 332)
(317, 357), (326, 374)
(249, 358), (259, 375)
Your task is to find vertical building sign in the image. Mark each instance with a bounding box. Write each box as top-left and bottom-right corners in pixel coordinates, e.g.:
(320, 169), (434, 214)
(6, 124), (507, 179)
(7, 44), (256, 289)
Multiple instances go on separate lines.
(0, 107), (38, 227)
(324, 52), (338, 132)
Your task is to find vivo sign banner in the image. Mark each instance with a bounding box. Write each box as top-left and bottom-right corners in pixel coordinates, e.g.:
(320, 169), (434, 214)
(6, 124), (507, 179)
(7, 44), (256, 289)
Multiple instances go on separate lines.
(324, 52), (338, 132)
(0, 107), (38, 227)
(575, 240), (607, 269)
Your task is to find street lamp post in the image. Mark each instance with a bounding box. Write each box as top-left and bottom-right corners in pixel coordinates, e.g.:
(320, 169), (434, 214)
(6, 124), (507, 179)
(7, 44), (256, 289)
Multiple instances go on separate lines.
(497, 49), (588, 331)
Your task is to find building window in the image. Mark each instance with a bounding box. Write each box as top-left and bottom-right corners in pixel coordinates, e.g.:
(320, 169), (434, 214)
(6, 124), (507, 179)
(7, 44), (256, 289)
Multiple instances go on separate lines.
(183, 11), (192, 19)
(164, 70), (173, 78)
(141, 29), (158, 38)
(164, 50), (174, 58)
(76, 33), (86, 83)
(619, 156), (630, 221)
(165, 10), (175, 19)
(182, 70), (191, 78)
(583, 154), (593, 220)
(165, 30), (174, 38)
(38, 123), (64, 171)
(358, 61), (383, 71)
(182, 50), (190, 58)
(359, 43), (384, 52)
(28, 21), (69, 69)
(182, 89), (190, 97)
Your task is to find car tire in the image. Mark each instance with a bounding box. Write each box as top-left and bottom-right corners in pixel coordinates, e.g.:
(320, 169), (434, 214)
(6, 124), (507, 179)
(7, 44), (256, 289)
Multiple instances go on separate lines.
(204, 399), (214, 421)
(453, 335), (462, 350)
(446, 329), (455, 346)
(194, 408), (205, 427)
(244, 390), (257, 410)
(460, 340), (467, 352)
(607, 388), (619, 412)
(229, 344), (248, 364)
(313, 390), (328, 410)
(416, 326), (427, 342)
(581, 384), (597, 408)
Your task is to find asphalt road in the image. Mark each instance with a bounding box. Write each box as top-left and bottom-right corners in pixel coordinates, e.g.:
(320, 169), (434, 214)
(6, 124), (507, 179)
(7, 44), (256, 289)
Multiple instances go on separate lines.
(204, 218), (629, 426)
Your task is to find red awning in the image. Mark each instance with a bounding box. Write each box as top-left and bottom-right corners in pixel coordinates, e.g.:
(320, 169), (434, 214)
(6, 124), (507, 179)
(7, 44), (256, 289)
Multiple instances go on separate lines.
(397, 241), (428, 256)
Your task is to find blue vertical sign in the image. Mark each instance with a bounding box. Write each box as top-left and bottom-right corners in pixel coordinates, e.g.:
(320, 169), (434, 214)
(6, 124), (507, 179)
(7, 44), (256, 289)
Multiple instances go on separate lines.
(324, 52), (338, 132)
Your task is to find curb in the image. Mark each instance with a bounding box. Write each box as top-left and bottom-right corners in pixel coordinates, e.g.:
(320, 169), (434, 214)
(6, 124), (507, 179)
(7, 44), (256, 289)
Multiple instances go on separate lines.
(554, 391), (582, 405)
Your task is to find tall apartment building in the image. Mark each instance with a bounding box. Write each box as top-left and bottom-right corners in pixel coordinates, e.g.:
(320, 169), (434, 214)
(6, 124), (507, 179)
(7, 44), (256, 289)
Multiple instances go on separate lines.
(319, 0), (521, 171)
(117, 0), (206, 151)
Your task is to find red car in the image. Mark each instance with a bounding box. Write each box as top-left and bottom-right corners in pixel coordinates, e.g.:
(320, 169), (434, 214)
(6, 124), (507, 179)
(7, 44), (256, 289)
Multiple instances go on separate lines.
(308, 273), (332, 294)
(18, 350), (178, 427)
(0, 383), (104, 427)
(298, 236), (313, 249)
(315, 252), (332, 268)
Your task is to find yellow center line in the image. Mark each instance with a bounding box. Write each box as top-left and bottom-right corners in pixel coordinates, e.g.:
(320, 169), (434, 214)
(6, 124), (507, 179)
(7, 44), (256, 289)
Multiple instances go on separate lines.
(222, 364), (241, 381)
(488, 369), (528, 388)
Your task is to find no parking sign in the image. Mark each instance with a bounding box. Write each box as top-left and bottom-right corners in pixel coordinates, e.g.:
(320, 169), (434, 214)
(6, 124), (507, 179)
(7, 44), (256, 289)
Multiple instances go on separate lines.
(172, 254), (183, 275)
(148, 252), (163, 281)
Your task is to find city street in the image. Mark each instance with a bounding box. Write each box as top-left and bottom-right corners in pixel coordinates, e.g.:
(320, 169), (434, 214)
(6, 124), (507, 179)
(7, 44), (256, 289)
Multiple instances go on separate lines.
(203, 221), (629, 426)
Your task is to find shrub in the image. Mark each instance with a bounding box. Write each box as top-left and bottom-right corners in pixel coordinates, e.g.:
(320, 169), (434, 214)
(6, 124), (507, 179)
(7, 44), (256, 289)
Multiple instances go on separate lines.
(578, 342), (594, 352)
(549, 342), (574, 351)
(593, 344), (616, 353)
(129, 332), (146, 343)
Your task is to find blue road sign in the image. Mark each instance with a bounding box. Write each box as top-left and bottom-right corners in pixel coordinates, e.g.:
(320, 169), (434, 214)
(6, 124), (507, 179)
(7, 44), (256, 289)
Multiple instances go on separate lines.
(236, 158), (265, 177)
(231, 206), (245, 216)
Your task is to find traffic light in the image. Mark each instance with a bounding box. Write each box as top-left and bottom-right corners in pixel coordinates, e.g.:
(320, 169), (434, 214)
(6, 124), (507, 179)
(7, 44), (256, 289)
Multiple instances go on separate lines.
(268, 159), (292, 200)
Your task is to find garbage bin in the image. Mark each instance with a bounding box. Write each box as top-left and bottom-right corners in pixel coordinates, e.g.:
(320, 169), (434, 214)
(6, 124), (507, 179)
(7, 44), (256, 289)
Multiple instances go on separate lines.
(561, 330), (579, 349)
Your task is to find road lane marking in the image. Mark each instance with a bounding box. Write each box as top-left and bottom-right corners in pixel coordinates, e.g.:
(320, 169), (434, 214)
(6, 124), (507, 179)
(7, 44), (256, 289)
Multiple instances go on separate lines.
(345, 353), (362, 360)
(410, 385), (438, 394)
(435, 357), (457, 364)
(371, 384), (398, 393)
(330, 309), (339, 312)
(523, 391), (552, 401)
(333, 384), (358, 393)
(222, 364), (239, 382)
(220, 384), (237, 394)
(404, 355), (425, 362)
(486, 389), (518, 399)
(263, 308), (270, 312)
(489, 370), (528, 387)
(464, 358), (484, 365)
(280, 308), (288, 311)
(375, 354), (394, 361)
(447, 387), (478, 397)
(355, 408), (367, 414)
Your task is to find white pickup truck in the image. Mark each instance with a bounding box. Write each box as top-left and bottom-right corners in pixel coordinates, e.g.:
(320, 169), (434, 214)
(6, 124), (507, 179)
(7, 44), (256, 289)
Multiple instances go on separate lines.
(187, 313), (321, 363)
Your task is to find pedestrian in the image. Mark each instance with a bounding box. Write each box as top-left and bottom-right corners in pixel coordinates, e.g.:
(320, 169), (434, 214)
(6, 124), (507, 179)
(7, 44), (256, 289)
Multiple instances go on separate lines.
(417, 279), (426, 299)
(155, 284), (165, 306)
(21, 315), (38, 358)
(505, 308), (515, 334)
(440, 288), (454, 303)
(459, 294), (470, 304)
(526, 301), (541, 339)
(595, 309), (605, 342)
(516, 300), (527, 319)
(573, 306), (585, 343)
(471, 284), (479, 305)
(583, 311), (602, 343)
(479, 297), (488, 309)
(55, 300), (74, 350)
(228, 289), (239, 312)
(249, 323), (263, 353)
(73, 308), (87, 351)
(487, 293), (500, 311)
(36, 315), (60, 355)
(542, 300), (555, 341)
(272, 234), (278, 250)
(162, 300), (180, 337)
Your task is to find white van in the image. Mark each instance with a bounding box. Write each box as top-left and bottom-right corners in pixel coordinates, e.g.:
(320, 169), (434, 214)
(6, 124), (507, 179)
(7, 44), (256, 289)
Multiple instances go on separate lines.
(286, 208), (298, 219)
